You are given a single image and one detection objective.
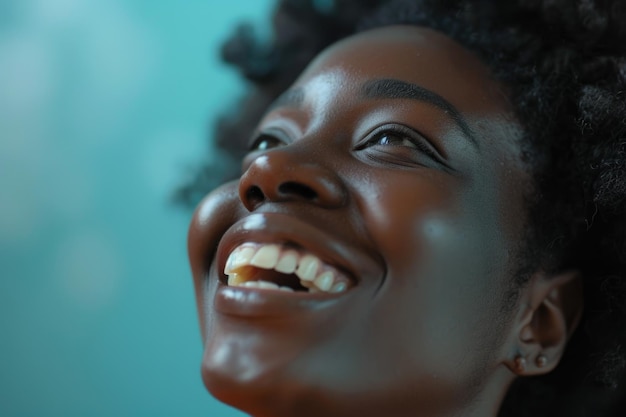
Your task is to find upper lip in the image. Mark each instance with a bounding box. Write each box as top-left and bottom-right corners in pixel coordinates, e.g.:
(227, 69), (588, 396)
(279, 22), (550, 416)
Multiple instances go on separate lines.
(214, 212), (383, 290)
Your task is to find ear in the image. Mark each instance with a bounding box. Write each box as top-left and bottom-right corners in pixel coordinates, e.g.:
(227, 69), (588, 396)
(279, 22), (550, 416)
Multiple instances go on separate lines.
(504, 270), (584, 376)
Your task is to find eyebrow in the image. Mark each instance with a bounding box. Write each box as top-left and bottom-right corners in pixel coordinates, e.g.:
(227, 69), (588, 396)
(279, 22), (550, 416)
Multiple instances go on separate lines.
(265, 78), (479, 149)
(362, 78), (479, 148)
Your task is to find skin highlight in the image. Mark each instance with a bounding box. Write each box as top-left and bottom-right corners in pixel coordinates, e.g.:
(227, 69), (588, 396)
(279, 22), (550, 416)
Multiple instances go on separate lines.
(188, 26), (583, 417)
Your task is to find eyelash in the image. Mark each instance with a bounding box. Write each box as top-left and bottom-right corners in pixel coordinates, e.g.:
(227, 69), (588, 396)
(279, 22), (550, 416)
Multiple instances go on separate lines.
(248, 125), (444, 165)
(248, 133), (283, 152)
(248, 133), (285, 152)
(359, 125), (444, 163)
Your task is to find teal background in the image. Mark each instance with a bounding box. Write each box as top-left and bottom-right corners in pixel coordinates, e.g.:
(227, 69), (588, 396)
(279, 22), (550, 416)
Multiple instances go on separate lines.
(0, 1), (272, 416)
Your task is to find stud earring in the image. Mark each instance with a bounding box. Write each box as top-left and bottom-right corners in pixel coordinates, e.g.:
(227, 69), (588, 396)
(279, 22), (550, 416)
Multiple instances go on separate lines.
(514, 355), (527, 373)
(536, 354), (548, 368)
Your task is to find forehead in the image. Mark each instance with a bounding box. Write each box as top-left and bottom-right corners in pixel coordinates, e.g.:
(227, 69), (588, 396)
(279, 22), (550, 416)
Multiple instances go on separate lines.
(293, 25), (515, 124)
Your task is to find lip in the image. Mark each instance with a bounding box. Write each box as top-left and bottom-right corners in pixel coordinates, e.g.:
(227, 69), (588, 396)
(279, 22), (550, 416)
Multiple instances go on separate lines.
(211, 212), (383, 318)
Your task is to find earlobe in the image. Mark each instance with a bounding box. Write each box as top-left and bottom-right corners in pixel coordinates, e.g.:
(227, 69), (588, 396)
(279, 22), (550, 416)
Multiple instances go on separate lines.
(505, 270), (584, 376)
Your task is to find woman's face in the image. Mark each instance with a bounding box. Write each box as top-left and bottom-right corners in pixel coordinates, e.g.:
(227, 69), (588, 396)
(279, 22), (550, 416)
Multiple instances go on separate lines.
(189, 25), (530, 417)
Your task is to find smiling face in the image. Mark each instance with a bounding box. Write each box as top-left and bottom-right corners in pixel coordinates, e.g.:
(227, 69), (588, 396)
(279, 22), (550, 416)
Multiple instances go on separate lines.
(188, 26), (532, 417)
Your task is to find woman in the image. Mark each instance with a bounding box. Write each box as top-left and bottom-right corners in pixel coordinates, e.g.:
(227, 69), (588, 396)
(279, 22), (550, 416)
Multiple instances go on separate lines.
(181, 1), (626, 416)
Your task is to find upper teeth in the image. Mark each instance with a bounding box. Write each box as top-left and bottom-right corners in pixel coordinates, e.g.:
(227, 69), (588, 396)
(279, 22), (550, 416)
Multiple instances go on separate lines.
(224, 242), (350, 293)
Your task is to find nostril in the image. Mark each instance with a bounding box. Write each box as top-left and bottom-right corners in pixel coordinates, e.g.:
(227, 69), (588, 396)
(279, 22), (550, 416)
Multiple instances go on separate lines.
(246, 185), (265, 207)
(278, 182), (318, 200)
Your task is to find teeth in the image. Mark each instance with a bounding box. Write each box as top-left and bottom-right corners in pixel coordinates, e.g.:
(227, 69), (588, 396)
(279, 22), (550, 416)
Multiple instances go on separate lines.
(314, 271), (335, 291)
(330, 282), (347, 293)
(225, 245), (256, 274)
(241, 280), (278, 289)
(227, 273), (246, 286)
(250, 244), (280, 269)
(224, 242), (351, 294)
(300, 280), (315, 289)
(234, 281), (292, 290)
(256, 280), (279, 289)
(296, 254), (319, 282)
(275, 250), (298, 274)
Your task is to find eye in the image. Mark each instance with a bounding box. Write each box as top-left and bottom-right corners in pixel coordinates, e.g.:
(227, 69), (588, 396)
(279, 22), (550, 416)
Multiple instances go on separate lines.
(369, 132), (420, 149)
(248, 133), (285, 152)
(360, 125), (444, 164)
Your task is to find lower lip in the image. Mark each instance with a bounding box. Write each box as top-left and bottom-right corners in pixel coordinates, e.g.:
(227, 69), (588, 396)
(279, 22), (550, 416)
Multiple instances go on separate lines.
(214, 282), (348, 318)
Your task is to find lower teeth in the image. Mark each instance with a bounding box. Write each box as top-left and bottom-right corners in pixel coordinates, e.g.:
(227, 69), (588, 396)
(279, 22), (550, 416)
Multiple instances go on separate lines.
(237, 280), (296, 292)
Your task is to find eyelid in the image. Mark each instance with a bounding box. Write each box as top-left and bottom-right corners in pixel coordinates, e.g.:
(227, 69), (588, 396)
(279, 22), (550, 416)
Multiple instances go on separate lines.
(247, 127), (292, 151)
(359, 123), (448, 162)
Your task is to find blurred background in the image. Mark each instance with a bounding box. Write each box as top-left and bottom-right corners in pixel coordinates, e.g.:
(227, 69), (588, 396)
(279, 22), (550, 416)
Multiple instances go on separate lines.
(0, 1), (273, 416)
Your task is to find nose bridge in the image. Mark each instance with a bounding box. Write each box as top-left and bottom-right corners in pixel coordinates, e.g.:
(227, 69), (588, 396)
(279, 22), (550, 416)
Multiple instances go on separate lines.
(238, 144), (347, 210)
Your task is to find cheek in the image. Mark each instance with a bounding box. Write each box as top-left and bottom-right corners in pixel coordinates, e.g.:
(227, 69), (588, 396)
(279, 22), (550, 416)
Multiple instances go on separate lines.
(188, 182), (245, 336)
(358, 169), (513, 286)
(356, 171), (463, 275)
(355, 171), (513, 361)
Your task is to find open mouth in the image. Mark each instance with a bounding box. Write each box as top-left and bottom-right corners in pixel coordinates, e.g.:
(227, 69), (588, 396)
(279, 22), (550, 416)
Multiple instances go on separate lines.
(223, 242), (352, 294)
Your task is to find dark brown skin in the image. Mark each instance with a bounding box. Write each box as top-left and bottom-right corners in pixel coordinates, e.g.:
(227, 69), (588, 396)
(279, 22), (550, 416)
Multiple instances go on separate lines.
(188, 26), (584, 417)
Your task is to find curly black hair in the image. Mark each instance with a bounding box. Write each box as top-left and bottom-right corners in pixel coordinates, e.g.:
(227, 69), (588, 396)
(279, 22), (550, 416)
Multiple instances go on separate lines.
(176, 0), (626, 415)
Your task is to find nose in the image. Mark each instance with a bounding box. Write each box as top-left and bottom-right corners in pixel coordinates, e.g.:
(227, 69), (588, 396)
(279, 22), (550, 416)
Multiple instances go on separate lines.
(239, 150), (348, 211)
